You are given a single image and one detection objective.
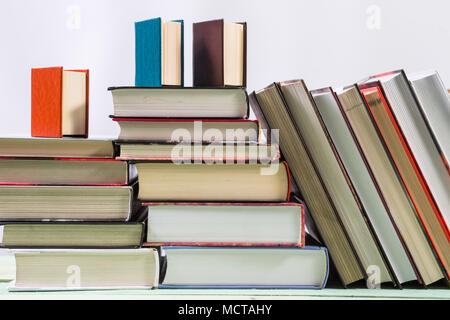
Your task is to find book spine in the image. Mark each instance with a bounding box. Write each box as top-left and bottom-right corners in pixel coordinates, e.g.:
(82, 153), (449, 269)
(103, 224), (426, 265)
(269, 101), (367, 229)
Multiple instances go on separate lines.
(31, 67), (63, 138)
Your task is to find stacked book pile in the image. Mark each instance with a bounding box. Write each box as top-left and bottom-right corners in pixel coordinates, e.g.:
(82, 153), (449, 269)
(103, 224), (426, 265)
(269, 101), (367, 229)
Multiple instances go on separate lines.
(0, 138), (159, 290)
(109, 85), (328, 290)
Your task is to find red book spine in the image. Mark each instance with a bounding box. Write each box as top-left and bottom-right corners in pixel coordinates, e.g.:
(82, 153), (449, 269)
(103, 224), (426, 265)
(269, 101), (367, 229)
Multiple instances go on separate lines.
(67, 69), (89, 138)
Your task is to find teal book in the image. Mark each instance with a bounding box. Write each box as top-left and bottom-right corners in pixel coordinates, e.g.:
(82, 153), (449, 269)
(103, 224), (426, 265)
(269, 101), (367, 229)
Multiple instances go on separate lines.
(135, 17), (184, 87)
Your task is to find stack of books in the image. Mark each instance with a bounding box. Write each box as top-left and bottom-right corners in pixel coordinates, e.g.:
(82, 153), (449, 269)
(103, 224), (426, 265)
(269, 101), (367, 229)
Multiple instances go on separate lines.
(251, 69), (449, 288)
(0, 138), (159, 290)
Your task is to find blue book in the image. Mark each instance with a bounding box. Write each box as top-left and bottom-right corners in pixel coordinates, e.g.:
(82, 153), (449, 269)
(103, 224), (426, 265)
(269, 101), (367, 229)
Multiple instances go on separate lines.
(135, 17), (184, 87)
(158, 246), (329, 289)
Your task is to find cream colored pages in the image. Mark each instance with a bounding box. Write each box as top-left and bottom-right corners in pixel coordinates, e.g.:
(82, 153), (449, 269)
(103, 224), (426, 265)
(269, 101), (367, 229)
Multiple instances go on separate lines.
(224, 22), (243, 86)
(62, 71), (86, 136)
(162, 21), (181, 85)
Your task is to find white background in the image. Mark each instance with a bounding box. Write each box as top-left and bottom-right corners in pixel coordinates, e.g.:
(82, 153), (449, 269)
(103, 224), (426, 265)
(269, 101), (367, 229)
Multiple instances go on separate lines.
(1, 0), (449, 138)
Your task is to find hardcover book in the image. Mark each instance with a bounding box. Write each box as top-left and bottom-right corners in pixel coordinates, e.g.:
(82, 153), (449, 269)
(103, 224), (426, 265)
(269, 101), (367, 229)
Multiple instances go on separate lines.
(361, 71), (449, 236)
(276, 80), (392, 286)
(0, 222), (144, 248)
(337, 85), (444, 285)
(31, 67), (89, 138)
(0, 185), (135, 221)
(0, 138), (114, 159)
(136, 162), (291, 202)
(143, 202), (304, 247)
(250, 85), (364, 286)
(408, 70), (450, 174)
(0, 158), (136, 186)
(193, 19), (246, 87)
(112, 118), (260, 143)
(358, 80), (450, 278)
(9, 249), (159, 291)
(135, 17), (184, 87)
(116, 142), (279, 163)
(159, 246), (328, 289)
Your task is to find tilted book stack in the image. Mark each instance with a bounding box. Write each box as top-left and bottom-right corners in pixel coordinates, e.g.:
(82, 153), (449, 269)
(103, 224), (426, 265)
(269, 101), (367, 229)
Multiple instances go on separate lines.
(250, 69), (449, 288)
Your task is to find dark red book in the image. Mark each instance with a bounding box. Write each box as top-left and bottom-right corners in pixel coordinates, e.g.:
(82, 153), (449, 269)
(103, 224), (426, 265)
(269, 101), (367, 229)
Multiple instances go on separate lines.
(31, 67), (89, 138)
(193, 19), (247, 87)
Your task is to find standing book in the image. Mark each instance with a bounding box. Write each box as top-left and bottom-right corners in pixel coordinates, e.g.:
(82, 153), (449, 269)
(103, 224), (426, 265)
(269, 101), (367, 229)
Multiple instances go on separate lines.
(250, 85), (364, 287)
(193, 19), (247, 87)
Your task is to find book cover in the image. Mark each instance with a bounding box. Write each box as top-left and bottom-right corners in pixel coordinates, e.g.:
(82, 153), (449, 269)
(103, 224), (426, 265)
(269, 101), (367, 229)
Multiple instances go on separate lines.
(135, 17), (161, 87)
(135, 18), (184, 87)
(142, 202), (304, 247)
(193, 19), (247, 87)
(31, 67), (63, 138)
(158, 246), (329, 289)
(66, 69), (89, 138)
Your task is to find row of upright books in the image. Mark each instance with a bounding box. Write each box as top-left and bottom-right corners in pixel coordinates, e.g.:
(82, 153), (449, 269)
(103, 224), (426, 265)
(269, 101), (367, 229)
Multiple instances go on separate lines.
(251, 69), (449, 288)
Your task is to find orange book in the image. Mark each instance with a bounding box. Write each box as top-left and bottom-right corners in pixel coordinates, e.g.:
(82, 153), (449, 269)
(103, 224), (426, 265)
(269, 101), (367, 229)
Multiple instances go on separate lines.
(31, 67), (63, 137)
(31, 67), (89, 138)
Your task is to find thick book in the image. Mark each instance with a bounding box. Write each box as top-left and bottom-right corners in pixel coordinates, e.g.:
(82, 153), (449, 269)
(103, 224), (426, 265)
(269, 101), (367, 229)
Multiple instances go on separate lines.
(250, 85), (364, 286)
(116, 142), (279, 163)
(136, 162), (290, 202)
(142, 202), (304, 247)
(408, 70), (449, 178)
(159, 246), (328, 289)
(0, 158), (136, 186)
(360, 71), (449, 278)
(112, 118), (260, 143)
(31, 67), (89, 138)
(0, 138), (114, 158)
(311, 87), (417, 286)
(9, 249), (159, 291)
(193, 19), (247, 87)
(0, 222), (144, 248)
(135, 17), (184, 86)
(0, 185), (134, 221)
(109, 86), (249, 118)
(336, 85), (444, 286)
